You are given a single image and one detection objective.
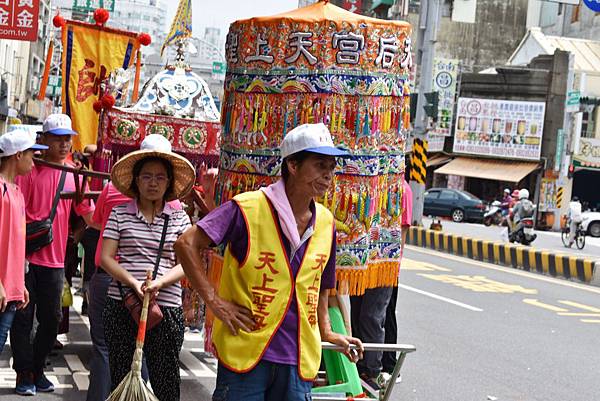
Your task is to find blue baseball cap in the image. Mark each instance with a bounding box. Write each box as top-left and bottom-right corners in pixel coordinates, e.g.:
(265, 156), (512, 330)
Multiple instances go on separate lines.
(280, 123), (349, 158)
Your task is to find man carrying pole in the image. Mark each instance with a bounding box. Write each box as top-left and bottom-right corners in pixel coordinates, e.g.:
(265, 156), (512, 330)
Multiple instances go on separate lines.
(175, 123), (363, 400)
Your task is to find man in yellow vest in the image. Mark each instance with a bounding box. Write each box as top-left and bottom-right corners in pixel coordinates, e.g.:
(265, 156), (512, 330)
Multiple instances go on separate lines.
(176, 123), (363, 400)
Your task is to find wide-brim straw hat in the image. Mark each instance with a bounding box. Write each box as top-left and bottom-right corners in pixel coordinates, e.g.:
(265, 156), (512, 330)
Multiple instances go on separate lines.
(111, 149), (196, 201)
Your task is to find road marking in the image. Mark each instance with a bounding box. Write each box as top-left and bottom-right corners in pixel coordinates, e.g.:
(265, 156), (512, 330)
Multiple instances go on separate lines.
(397, 284), (483, 312)
(557, 312), (600, 317)
(407, 246), (600, 295)
(64, 354), (89, 391)
(558, 300), (600, 312)
(419, 274), (537, 294)
(401, 258), (452, 272)
(580, 319), (600, 323)
(522, 299), (568, 312)
(179, 350), (217, 378)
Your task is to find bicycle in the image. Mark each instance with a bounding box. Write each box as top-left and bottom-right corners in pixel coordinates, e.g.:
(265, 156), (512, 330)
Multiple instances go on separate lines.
(561, 220), (586, 250)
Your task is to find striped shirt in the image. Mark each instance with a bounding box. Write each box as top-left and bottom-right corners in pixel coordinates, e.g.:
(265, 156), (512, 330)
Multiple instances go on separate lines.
(103, 200), (191, 307)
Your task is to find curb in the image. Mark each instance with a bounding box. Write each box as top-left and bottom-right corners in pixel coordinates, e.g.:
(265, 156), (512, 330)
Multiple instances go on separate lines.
(407, 226), (599, 286)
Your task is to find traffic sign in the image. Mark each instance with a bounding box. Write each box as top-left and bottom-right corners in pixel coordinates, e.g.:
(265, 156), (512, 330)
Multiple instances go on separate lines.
(583, 0), (600, 12)
(72, 0), (115, 13)
(566, 90), (580, 112)
(212, 61), (225, 75)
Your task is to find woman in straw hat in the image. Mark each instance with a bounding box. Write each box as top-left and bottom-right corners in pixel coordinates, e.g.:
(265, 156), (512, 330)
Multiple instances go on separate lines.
(100, 147), (195, 401)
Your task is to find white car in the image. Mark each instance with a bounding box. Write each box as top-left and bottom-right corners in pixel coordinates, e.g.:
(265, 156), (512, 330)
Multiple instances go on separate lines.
(582, 211), (600, 237)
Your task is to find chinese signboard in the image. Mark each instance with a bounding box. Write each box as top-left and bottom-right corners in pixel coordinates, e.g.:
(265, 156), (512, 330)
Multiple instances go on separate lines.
(573, 137), (600, 170)
(555, 128), (564, 172)
(453, 98), (546, 161)
(342, 0), (363, 13)
(0, 0), (39, 42)
(432, 58), (459, 136)
(72, 0), (115, 12)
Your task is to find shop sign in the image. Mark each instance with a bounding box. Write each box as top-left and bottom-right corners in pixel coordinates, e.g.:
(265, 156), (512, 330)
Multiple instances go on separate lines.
(431, 58), (459, 137)
(555, 128), (564, 172)
(453, 97), (546, 161)
(566, 90), (580, 113)
(0, 0), (39, 42)
(573, 137), (600, 170)
(427, 133), (445, 152)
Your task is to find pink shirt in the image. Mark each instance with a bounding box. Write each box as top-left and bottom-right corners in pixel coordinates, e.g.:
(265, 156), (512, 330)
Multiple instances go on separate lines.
(93, 183), (183, 267)
(0, 176), (26, 302)
(401, 179), (413, 227)
(17, 165), (95, 268)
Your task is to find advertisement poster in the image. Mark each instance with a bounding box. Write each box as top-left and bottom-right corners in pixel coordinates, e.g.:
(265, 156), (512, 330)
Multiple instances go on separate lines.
(0, 0), (39, 42)
(573, 137), (600, 170)
(432, 58), (459, 136)
(539, 178), (558, 212)
(453, 98), (546, 161)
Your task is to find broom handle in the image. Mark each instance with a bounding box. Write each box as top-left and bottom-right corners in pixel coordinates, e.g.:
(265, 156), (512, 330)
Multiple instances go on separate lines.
(136, 270), (153, 349)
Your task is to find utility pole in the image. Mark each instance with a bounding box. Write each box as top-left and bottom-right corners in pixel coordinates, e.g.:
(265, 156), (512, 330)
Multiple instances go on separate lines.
(410, 0), (442, 225)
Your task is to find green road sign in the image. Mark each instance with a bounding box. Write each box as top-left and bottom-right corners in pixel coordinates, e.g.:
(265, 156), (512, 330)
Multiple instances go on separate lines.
(72, 0), (115, 12)
(212, 61), (225, 75)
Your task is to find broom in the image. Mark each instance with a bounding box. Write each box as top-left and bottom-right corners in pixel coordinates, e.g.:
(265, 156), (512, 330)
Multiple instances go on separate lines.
(106, 270), (159, 401)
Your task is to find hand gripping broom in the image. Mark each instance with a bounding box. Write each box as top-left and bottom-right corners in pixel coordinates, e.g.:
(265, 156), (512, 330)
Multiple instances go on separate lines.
(106, 270), (159, 401)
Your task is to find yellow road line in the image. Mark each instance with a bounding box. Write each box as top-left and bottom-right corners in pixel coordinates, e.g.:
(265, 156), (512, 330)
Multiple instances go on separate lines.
(558, 300), (600, 312)
(522, 299), (568, 312)
(406, 246), (600, 295)
(580, 319), (600, 323)
(557, 312), (600, 317)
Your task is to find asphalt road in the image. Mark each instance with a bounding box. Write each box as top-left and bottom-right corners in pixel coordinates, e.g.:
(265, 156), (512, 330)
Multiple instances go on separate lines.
(422, 217), (600, 260)
(1, 249), (599, 401)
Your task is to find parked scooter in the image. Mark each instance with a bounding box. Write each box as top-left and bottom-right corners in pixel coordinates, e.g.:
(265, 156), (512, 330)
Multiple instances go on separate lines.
(483, 201), (503, 226)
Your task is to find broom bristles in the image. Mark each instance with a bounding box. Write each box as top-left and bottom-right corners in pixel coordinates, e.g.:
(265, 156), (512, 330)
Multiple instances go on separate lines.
(105, 370), (159, 401)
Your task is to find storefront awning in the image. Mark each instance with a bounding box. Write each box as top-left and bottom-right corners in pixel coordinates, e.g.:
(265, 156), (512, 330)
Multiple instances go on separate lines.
(434, 157), (540, 183)
(426, 154), (452, 168)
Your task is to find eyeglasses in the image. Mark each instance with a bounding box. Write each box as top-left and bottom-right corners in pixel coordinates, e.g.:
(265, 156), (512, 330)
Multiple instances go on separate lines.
(138, 174), (169, 184)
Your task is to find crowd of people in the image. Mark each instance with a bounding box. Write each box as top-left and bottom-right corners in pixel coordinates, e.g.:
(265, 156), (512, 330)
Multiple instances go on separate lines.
(0, 115), (417, 400)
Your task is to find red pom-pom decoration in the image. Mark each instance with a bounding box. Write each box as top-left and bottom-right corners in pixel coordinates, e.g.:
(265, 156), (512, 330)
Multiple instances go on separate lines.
(138, 33), (152, 46)
(52, 15), (65, 28)
(93, 8), (109, 25)
(101, 94), (115, 109)
(93, 100), (103, 113)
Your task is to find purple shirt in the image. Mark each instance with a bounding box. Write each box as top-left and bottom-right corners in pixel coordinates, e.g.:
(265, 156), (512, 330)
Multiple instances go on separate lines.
(198, 199), (336, 366)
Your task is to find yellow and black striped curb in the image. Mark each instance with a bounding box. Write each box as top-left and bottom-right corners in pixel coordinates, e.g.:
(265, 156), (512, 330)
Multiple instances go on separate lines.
(407, 226), (599, 285)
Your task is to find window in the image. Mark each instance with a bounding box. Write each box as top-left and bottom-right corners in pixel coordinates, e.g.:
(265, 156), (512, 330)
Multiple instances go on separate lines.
(439, 190), (458, 200)
(425, 190), (440, 200)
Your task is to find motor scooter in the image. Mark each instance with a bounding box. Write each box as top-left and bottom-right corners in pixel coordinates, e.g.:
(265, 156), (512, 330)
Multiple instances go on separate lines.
(509, 216), (537, 245)
(483, 201), (503, 226)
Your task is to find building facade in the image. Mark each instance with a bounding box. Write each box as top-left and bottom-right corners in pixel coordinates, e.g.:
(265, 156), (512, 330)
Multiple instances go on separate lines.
(527, 0), (600, 40)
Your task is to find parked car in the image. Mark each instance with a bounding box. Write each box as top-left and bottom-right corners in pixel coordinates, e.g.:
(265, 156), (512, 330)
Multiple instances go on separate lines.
(582, 211), (600, 237)
(423, 188), (486, 223)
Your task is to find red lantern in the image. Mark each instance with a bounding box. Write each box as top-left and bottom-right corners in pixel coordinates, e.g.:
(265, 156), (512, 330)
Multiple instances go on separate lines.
(101, 94), (115, 109)
(93, 100), (103, 113)
(138, 33), (152, 46)
(52, 15), (65, 28)
(93, 8), (110, 26)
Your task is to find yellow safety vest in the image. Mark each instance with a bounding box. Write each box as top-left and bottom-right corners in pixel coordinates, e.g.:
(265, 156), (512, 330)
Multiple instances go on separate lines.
(212, 190), (334, 380)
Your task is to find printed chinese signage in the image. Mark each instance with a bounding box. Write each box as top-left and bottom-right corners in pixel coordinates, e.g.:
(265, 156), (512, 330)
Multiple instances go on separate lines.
(573, 137), (600, 170)
(453, 98), (546, 161)
(342, 0), (363, 13)
(432, 58), (458, 136)
(539, 178), (559, 212)
(72, 0), (115, 12)
(0, 0), (39, 42)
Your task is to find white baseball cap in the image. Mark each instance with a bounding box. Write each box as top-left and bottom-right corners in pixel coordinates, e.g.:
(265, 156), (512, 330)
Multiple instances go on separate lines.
(0, 129), (48, 157)
(140, 134), (172, 152)
(280, 123), (349, 159)
(38, 113), (78, 136)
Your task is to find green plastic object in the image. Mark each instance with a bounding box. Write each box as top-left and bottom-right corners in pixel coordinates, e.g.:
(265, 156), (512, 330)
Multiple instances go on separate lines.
(311, 306), (363, 396)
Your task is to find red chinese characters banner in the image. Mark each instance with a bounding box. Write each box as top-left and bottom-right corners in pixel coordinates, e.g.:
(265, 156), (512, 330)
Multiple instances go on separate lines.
(0, 0), (39, 42)
(342, 0), (363, 13)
